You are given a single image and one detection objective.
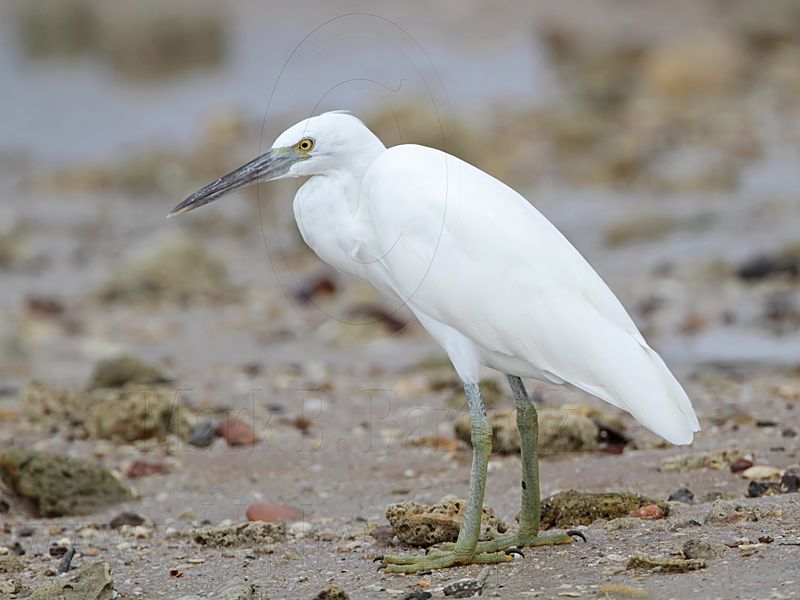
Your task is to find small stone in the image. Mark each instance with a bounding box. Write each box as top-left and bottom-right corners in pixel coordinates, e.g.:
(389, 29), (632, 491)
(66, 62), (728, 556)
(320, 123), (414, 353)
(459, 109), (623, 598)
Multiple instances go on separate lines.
(126, 460), (168, 478)
(741, 465), (781, 480)
(629, 504), (665, 519)
(312, 582), (349, 600)
(385, 498), (507, 546)
(0, 449), (131, 517)
(215, 418), (258, 447)
(681, 539), (727, 560)
(667, 487), (694, 504)
(246, 502), (301, 523)
(17, 525), (34, 537)
(729, 458), (754, 473)
(213, 578), (254, 600)
(443, 567), (491, 598)
(188, 420), (216, 447)
(626, 553), (705, 573)
(703, 500), (749, 524)
(782, 427), (797, 438)
(110, 512), (147, 528)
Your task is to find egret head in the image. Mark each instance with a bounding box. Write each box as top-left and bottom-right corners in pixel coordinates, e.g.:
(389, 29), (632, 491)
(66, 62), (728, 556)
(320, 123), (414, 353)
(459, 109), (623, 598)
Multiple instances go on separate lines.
(168, 111), (384, 217)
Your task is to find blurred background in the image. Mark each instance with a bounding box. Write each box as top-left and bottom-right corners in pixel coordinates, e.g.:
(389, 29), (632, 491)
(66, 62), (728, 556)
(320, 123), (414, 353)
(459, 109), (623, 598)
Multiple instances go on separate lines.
(1, 0), (800, 596)
(3, 0), (800, 388)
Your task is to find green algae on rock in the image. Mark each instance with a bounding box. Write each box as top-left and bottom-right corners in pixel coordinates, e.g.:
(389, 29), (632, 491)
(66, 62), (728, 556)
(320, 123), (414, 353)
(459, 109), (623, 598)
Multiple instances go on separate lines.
(540, 490), (669, 529)
(0, 450), (131, 517)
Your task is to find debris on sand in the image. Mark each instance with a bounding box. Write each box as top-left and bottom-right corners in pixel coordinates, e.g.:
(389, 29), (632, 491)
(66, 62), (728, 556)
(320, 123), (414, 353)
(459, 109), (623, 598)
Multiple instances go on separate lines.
(98, 232), (234, 304)
(0, 449), (131, 517)
(22, 381), (189, 442)
(454, 407), (598, 455)
(385, 498), (507, 546)
(172, 521), (286, 547)
(28, 561), (114, 600)
(659, 449), (753, 472)
(737, 253), (799, 281)
(312, 582), (349, 600)
(626, 553), (706, 573)
(88, 355), (172, 389)
(681, 539), (727, 560)
(667, 487), (695, 504)
(540, 491), (669, 529)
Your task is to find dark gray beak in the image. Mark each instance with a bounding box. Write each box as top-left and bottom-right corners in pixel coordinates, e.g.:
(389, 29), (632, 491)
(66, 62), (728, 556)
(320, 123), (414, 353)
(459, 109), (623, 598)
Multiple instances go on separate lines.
(168, 147), (300, 217)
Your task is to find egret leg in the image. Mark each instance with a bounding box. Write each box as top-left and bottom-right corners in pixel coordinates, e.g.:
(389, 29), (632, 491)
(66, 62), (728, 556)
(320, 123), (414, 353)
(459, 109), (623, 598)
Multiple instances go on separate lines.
(380, 382), (500, 572)
(436, 376), (582, 554)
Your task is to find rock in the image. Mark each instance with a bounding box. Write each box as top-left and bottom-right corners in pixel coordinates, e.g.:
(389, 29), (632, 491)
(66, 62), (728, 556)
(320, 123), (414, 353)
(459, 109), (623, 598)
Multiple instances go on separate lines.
(109, 512), (148, 528)
(246, 502), (301, 523)
(0, 449), (131, 517)
(126, 460), (168, 478)
(703, 500), (753, 524)
(216, 417), (258, 446)
(0, 578), (22, 594)
(730, 458), (754, 473)
(748, 473), (800, 497)
(629, 504), (665, 519)
(741, 465), (781, 481)
(667, 487), (694, 504)
(682, 539), (727, 560)
(385, 498), (507, 546)
(443, 566), (490, 597)
(540, 491), (669, 529)
(212, 578), (254, 600)
(88, 355), (172, 389)
(173, 521), (286, 547)
(737, 254), (799, 281)
(660, 449), (752, 472)
(312, 583), (349, 600)
(626, 553), (705, 573)
(98, 231), (234, 304)
(22, 381), (189, 442)
(188, 420), (216, 447)
(29, 561), (114, 600)
(454, 407), (598, 455)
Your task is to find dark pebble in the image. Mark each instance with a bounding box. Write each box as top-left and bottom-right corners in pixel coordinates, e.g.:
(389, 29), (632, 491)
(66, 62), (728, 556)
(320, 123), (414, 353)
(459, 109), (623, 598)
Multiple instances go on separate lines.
(747, 474), (800, 498)
(783, 428), (797, 438)
(109, 511), (146, 528)
(730, 458), (753, 473)
(737, 255), (799, 281)
(17, 525), (34, 537)
(0, 499), (8, 513)
(668, 487), (695, 504)
(188, 420), (216, 448)
(756, 419), (778, 427)
(58, 547), (76, 574)
(49, 544), (69, 558)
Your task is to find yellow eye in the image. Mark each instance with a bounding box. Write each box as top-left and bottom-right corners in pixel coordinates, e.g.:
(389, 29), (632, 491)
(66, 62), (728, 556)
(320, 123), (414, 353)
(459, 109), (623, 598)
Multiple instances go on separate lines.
(298, 138), (314, 152)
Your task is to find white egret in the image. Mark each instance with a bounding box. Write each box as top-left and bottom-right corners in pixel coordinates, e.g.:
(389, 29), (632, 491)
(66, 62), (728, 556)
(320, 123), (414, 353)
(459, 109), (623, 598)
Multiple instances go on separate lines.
(169, 111), (700, 572)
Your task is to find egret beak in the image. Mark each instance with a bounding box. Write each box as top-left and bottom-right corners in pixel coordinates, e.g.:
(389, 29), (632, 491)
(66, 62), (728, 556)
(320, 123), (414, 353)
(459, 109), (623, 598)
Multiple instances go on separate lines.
(168, 147), (301, 217)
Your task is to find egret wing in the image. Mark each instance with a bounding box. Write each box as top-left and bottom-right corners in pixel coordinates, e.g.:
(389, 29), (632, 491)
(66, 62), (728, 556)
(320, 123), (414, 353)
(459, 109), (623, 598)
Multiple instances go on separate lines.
(358, 145), (699, 444)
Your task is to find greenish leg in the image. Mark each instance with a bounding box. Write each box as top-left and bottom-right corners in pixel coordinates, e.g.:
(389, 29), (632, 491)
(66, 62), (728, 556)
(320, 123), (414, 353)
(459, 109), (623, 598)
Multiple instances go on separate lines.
(438, 376), (580, 554)
(380, 382), (500, 572)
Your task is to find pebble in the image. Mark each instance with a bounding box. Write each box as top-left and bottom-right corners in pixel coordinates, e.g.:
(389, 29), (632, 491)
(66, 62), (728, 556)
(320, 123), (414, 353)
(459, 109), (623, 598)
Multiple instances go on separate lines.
(126, 460), (168, 478)
(109, 512), (147, 528)
(215, 418), (259, 446)
(246, 502), (301, 523)
(312, 582), (349, 600)
(188, 420), (216, 448)
(741, 465), (781, 480)
(629, 504), (665, 519)
(729, 458), (754, 473)
(682, 539), (727, 560)
(668, 487), (695, 504)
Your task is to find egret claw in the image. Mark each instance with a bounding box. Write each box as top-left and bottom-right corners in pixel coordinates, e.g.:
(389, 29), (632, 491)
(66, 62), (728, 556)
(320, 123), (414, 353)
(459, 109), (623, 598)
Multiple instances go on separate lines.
(505, 547), (524, 558)
(566, 530), (587, 542)
(373, 556), (384, 563)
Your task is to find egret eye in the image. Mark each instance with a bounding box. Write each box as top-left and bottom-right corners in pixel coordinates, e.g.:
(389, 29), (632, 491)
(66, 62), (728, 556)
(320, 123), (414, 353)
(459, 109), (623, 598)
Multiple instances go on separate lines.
(298, 138), (314, 152)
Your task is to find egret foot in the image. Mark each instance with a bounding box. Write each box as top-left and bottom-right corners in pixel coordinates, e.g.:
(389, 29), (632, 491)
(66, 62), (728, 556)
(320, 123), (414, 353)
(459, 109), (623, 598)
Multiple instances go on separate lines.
(377, 548), (516, 573)
(437, 529), (584, 555)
